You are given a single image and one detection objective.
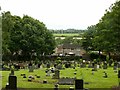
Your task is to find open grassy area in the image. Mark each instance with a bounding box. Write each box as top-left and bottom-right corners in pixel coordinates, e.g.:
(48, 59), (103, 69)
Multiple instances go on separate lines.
(53, 33), (79, 37)
(1, 67), (119, 89)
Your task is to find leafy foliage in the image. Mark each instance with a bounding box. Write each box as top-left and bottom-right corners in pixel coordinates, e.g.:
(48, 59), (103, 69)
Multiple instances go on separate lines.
(2, 11), (55, 61)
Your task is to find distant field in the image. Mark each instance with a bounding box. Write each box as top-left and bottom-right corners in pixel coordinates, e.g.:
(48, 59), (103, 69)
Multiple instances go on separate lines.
(53, 33), (80, 37)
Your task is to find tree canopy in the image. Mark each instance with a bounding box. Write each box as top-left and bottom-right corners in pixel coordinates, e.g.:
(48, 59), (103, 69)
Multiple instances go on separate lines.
(82, 0), (120, 60)
(2, 11), (55, 61)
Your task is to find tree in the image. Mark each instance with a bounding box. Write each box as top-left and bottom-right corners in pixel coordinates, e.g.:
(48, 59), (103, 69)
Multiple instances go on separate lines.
(81, 25), (95, 51)
(92, 0), (120, 60)
(2, 12), (56, 61)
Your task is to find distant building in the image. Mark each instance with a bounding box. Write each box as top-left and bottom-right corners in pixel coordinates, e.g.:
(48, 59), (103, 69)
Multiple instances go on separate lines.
(54, 43), (86, 56)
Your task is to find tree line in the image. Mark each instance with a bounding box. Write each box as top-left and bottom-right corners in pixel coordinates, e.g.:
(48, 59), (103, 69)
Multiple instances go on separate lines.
(2, 11), (55, 61)
(82, 0), (120, 60)
(49, 29), (86, 34)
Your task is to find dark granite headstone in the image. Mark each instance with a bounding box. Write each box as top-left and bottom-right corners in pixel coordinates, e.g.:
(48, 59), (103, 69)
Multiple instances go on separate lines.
(8, 76), (17, 90)
(36, 75), (40, 78)
(75, 79), (83, 90)
(118, 70), (120, 85)
(43, 80), (47, 83)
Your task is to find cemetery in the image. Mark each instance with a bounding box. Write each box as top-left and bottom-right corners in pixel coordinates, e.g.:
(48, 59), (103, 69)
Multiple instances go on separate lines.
(1, 0), (120, 89)
(1, 59), (120, 90)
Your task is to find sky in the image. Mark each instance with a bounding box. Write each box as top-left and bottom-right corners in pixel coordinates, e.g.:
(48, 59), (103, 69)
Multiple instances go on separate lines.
(0, 0), (117, 30)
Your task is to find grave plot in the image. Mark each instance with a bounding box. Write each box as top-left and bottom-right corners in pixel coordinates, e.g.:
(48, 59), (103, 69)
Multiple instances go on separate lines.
(58, 78), (75, 85)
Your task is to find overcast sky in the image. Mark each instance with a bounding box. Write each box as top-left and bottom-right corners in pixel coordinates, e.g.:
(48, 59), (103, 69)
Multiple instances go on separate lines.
(1, 0), (117, 30)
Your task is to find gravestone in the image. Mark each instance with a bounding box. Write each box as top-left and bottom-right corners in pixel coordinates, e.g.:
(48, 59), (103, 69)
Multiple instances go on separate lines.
(43, 79), (47, 83)
(52, 70), (60, 79)
(65, 63), (69, 68)
(36, 75), (40, 78)
(113, 61), (118, 70)
(57, 64), (62, 70)
(47, 63), (50, 68)
(69, 87), (74, 90)
(75, 79), (83, 90)
(103, 72), (108, 78)
(92, 62), (95, 68)
(46, 69), (51, 76)
(118, 70), (120, 85)
(51, 68), (55, 73)
(88, 63), (92, 68)
(6, 76), (17, 90)
(54, 84), (59, 90)
(29, 66), (34, 72)
(23, 74), (26, 78)
(28, 75), (35, 79)
(118, 62), (120, 68)
(58, 78), (75, 85)
(103, 62), (107, 69)
(92, 64), (97, 71)
(28, 78), (32, 82)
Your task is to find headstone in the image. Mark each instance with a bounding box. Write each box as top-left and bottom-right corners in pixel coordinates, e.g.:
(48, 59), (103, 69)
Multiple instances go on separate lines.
(65, 63), (69, 68)
(92, 62), (95, 68)
(6, 76), (17, 90)
(103, 62), (107, 69)
(118, 70), (120, 85)
(57, 64), (62, 70)
(75, 79), (83, 90)
(69, 87), (74, 90)
(88, 63), (92, 68)
(94, 64), (97, 71)
(52, 70), (60, 79)
(54, 84), (59, 90)
(74, 72), (77, 75)
(29, 66), (34, 72)
(97, 65), (99, 69)
(43, 80), (47, 83)
(28, 75), (34, 79)
(46, 69), (51, 76)
(113, 62), (118, 70)
(92, 71), (94, 75)
(28, 78), (32, 82)
(118, 62), (120, 68)
(103, 72), (108, 78)
(51, 68), (55, 73)
(58, 78), (75, 85)
(47, 63), (50, 68)
(23, 74), (26, 78)
(36, 75), (40, 78)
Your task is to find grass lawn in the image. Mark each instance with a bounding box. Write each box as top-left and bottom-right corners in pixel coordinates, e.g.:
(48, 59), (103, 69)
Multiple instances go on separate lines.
(53, 33), (79, 37)
(1, 67), (119, 89)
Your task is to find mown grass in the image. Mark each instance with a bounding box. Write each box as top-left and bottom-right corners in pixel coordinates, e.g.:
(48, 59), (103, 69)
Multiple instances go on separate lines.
(1, 67), (119, 89)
